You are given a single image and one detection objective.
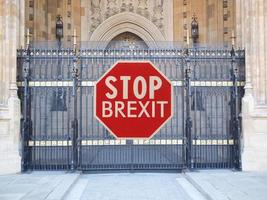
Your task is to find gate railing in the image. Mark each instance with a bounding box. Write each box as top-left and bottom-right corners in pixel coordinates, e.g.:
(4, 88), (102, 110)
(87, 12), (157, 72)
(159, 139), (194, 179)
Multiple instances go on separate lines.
(17, 43), (245, 171)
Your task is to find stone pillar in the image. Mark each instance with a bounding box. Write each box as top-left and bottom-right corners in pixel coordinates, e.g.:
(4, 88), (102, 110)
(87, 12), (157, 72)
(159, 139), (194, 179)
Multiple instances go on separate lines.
(0, 0), (24, 174)
(237, 0), (267, 171)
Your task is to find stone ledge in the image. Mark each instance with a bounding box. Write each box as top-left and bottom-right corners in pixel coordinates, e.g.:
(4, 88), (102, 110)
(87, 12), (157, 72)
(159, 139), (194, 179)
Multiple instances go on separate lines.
(251, 112), (267, 118)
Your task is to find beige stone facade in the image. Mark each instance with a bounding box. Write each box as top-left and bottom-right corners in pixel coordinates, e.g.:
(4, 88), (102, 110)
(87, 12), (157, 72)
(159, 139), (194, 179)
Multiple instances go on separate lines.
(173, 0), (236, 45)
(0, 0), (267, 174)
(25, 0), (235, 45)
(0, 0), (24, 174)
(236, 0), (267, 171)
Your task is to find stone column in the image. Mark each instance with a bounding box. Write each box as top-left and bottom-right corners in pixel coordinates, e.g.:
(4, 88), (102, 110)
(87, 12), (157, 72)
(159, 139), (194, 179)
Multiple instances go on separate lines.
(0, 0), (24, 174)
(237, 0), (267, 171)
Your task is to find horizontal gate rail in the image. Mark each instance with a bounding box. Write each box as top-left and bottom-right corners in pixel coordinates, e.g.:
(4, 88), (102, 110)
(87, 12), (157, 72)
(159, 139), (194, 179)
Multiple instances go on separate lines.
(17, 80), (245, 87)
(17, 48), (245, 59)
(27, 139), (235, 147)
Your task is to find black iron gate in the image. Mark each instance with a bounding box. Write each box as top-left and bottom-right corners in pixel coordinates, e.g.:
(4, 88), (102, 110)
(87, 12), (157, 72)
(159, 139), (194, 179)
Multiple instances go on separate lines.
(17, 44), (245, 171)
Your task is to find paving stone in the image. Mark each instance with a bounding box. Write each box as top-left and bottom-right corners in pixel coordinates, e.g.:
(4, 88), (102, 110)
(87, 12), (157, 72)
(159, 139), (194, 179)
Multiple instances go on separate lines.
(0, 193), (25, 200)
(186, 170), (267, 200)
(1, 170), (267, 200)
(75, 173), (192, 200)
(46, 173), (79, 200)
(0, 172), (79, 200)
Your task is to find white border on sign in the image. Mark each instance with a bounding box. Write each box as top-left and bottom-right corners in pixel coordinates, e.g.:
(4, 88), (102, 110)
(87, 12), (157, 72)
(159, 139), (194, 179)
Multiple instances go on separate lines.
(94, 60), (173, 140)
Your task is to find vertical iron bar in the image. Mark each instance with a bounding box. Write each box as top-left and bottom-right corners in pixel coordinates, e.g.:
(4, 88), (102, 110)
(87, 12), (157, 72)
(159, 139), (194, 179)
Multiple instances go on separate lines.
(231, 47), (241, 170)
(21, 46), (31, 172)
(71, 47), (79, 171)
(78, 59), (83, 170)
(184, 48), (193, 169)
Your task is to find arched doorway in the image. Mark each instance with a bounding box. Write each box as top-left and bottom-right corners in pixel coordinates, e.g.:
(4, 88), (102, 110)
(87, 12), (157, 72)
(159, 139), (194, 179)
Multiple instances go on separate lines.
(106, 32), (149, 50)
(90, 12), (166, 48)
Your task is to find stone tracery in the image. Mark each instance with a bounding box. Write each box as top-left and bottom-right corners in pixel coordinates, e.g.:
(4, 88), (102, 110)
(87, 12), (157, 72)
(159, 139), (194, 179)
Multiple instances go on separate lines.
(89, 0), (165, 38)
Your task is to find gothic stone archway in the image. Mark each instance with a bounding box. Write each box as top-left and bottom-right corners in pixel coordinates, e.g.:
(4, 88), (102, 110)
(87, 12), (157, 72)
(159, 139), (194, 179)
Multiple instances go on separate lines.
(90, 12), (166, 48)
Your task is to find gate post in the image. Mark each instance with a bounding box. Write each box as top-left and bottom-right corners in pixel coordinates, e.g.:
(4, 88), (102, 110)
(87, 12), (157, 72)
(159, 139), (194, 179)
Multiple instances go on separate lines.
(71, 45), (79, 171)
(184, 48), (193, 169)
(230, 46), (241, 170)
(21, 43), (32, 172)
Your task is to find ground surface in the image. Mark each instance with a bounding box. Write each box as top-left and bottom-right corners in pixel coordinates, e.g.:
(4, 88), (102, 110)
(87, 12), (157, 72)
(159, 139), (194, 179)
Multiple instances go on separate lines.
(0, 170), (266, 200)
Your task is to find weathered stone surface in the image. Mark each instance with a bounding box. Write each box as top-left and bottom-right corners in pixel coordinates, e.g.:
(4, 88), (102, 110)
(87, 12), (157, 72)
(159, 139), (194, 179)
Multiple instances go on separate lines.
(24, 0), (235, 45)
(0, 172), (80, 200)
(239, 0), (267, 171)
(0, 0), (24, 175)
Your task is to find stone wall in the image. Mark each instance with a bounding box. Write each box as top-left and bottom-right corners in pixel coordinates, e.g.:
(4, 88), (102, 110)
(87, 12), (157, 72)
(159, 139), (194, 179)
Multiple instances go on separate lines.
(81, 0), (173, 41)
(0, 0), (24, 174)
(173, 0), (236, 45)
(24, 0), (235, 45)
(25, 0), (81, 43)
(24, 0), (173, 43)
(237, 0), (267, 171)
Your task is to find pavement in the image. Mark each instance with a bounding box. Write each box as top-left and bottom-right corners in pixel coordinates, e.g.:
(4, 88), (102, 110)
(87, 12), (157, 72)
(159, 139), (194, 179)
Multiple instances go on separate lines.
(0, 172), (79, 200)
(0, 170), (266, 200)
(186, 170), (267, 200)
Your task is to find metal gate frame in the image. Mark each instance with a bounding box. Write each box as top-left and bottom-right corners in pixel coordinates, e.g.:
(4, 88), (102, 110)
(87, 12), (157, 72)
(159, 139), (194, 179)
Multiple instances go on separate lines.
(17, 44), (245, 172)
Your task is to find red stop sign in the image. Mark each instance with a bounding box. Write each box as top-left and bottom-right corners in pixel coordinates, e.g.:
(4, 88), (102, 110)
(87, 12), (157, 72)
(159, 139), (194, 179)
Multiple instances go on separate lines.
(95, 61), (172, 139)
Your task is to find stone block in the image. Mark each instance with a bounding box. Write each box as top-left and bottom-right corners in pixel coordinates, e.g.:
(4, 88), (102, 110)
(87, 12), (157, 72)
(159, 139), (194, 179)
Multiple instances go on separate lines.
(0, 118), (9, 136)
(242, 97), (267, 171)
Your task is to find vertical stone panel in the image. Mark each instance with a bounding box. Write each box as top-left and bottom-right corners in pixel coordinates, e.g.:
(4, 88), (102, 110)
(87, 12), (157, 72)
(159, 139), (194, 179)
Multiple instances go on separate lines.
(3, 0), (10, 105)
(173, 0), (236, 45)
(0, 0), (22, 175)
(173, 0), (183, 42)
(0, 0), (3, 105)
(241, 0), (267, 171)
(258, 0), (265, 104)
(24, 0), (82, 43)
(246, 0), (267, 105)
(265, 0), (267, 101)
(81, 0), (89, 41)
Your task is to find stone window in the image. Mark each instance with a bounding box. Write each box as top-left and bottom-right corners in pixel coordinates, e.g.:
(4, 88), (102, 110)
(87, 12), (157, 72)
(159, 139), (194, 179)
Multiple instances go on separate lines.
(183, 12), (187, 18)
(67, 23), (71, 30)
(29, 28), (34, 35)
(223, 13), (228, 21)
(183, 0), (187, 6)
(67, 11), (71, 17)
(223, 0), (228, 8)
(29, 14), (34, 21)
(29, 0), (34, 8)
(207, 4), (214, 18)
(224, 27), (228, 34)
(68, 0), (71, 5)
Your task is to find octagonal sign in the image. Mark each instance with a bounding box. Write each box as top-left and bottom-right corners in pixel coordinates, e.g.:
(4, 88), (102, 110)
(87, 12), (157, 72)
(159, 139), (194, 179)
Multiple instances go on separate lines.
(95, 61), (172, 139)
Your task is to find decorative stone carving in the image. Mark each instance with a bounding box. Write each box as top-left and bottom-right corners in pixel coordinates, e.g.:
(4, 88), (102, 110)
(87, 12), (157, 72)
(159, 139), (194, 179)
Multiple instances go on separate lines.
(121, 0), (134, 12)
(88, 0), (169, 39)
(136, 0), (149, 19)
(152, 0), (164, 34)
(105, 0), (119, 19)
(90, 12), (166, 45)
(90, 0), (102, 33)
